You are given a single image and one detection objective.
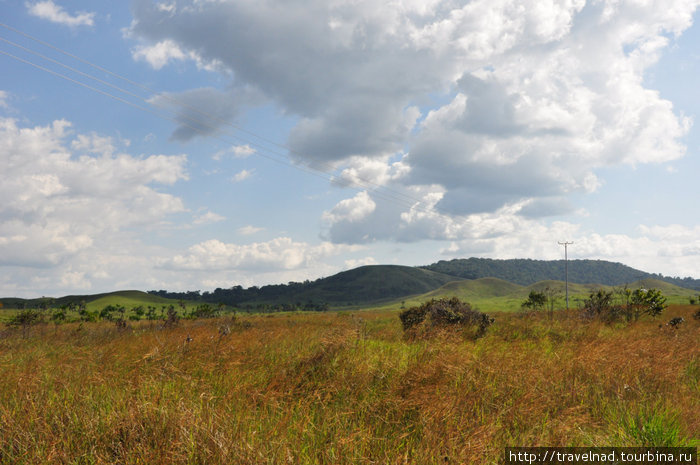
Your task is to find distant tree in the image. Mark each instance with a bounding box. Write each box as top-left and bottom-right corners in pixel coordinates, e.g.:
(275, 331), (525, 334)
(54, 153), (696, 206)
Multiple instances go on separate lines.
(146, 306), (158, 320)
(8, 309), (43, 338)
(543, 286), (562, 319)
(189, 303), (216, 319)
(630, 288), (667, 319)
(163, 305), (179, 327)
(521, 291), (547, 312)
(100, 305), (117, 321)
(581, 290), (617, 320)
(132, 305), (145, 319)
(51, 308), (66, 334)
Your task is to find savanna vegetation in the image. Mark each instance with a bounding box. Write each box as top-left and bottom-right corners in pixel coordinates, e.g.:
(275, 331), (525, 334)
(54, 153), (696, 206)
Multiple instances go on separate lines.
(0, 291), (697, 464)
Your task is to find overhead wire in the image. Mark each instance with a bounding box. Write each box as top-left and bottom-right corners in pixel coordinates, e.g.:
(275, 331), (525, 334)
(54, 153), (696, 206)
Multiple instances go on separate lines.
(0, 22), (446, 217)
(0, 21), (438, 213)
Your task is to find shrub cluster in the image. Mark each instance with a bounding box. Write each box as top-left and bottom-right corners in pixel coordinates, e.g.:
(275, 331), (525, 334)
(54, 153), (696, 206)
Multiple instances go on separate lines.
(399, 297), (494, 339)
(581, 288), (668, 322)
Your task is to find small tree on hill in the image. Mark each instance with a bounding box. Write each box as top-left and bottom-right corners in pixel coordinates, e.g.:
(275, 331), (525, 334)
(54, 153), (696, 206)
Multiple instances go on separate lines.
(521, 291), (547, 312)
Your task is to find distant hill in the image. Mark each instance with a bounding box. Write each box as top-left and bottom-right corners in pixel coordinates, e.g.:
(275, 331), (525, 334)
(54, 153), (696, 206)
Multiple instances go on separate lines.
(421, 258), (700, 290)
(290, 265), (459, 304)
(392, 277), (698, 313)
(150, 265), (459, 307)
(421, 277), (523, 301)
(0, 290), (176, 310)
(3, 259), (697, 312)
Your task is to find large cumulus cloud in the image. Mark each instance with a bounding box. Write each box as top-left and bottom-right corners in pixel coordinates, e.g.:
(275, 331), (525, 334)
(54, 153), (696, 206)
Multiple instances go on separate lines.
(0, 116), (188, 294)
(130, 0), (696, 239)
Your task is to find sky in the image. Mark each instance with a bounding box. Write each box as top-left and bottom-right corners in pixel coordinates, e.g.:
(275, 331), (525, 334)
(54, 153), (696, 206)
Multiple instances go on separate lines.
(1, 0), (699, 298)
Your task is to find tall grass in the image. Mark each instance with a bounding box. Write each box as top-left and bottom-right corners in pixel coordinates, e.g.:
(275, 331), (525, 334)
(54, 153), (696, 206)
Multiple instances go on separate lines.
(0, 307), (697, 464)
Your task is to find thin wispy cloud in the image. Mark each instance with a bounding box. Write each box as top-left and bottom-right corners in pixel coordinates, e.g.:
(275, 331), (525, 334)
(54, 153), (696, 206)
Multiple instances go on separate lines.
(232, 169), (253, 183)
(26, 1), (95, 28)
(238, 225), (265, 236)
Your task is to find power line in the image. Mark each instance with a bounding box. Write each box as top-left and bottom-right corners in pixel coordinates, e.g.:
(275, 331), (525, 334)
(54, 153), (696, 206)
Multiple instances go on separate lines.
(0, 21), (432, 213)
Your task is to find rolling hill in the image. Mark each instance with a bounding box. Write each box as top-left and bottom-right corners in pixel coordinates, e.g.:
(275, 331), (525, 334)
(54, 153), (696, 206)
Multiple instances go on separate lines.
(3, 259), (698, 311)
(389, 277), (699, 312)
(0, 290), (178, 310)
(165, 265), (461, 307)
(422, 257), (700, 290)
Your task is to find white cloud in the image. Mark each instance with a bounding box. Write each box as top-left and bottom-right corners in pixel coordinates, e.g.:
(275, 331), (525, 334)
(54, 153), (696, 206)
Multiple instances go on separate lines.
(132, 39), (186, 70)
(132, 38), (224, 72)
(322, 191), (376, 224)
(237, 225), (265, 235)
(0, 91), (9, 109)
(161, 237), (358, 272)
(130, 0), (696, 229)
(344, 257), (377, 269)
(319, 188), (700, 278)
(213, 144), (256, 161)
(27, 1), (95, 28)
(0, 117), (187, 270)
(332, 155), (410, 188)
(232, 144), (256, 158)
(193, 211), (225, 225)
(232, 169), (253, 183)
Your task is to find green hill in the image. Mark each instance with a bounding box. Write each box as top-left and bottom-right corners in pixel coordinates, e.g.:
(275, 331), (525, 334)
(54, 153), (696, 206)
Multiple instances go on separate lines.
(83, 291), (179, 312)
(422, 257), (700, 290)
(295, 265), (459, 304)
(1, 290), (178, 310)
(151, 265), (461, 308)
(375, 277), (698, 313)
(3, 260), (697, 313)
(421, 277), (523, 300)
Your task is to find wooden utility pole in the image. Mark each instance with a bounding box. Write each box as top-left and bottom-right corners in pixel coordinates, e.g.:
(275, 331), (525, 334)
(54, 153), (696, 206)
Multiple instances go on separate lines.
(558, 241), (574, 309)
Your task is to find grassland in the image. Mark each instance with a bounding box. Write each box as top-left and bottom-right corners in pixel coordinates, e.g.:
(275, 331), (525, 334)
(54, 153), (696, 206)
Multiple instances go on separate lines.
(0, 305), (697, 464)
(381, 278), (699, 313)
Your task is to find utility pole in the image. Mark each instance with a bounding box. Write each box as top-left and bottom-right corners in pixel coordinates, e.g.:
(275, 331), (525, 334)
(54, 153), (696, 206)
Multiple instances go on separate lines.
(558, 241), (574, 309)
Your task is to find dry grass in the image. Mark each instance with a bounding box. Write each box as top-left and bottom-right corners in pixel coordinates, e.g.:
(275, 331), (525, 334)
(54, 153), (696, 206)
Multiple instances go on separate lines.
(0, 307), (698, 464)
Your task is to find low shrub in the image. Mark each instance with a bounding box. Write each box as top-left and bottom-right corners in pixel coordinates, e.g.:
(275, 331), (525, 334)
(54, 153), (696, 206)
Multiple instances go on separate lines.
(399, 297), (494, 339)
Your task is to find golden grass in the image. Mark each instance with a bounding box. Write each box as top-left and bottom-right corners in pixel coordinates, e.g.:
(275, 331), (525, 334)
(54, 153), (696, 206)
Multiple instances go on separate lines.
(0, 307), (698, 464)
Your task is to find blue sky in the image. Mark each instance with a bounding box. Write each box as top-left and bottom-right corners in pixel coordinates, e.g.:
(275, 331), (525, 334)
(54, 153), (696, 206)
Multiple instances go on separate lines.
(1, 0), (699, 297)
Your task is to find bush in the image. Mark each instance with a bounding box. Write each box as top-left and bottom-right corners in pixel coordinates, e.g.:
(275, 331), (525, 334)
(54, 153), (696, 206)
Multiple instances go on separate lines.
(399, 297), (493, 339)
(7, 309), (43, 337)
(630, 288), (667, 318)
(582, 288), (667, 323)
(189, 304), (217, 319)
(521, 291), (546, 311)
(163, 306), (179, 328)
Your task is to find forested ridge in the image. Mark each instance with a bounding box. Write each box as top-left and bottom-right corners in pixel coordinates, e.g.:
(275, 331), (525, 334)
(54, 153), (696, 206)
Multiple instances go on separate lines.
(146, 258), (700, 307)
